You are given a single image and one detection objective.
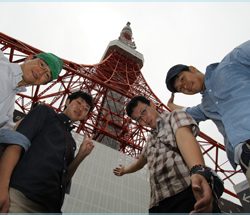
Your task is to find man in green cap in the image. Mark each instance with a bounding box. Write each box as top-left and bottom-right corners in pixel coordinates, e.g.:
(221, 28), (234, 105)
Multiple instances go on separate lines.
(0, 50), (63, 130)
(0, 51), (63, 212)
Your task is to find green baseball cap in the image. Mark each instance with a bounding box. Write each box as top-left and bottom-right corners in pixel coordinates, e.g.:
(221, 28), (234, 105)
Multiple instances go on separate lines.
(36, 52), (63, 80)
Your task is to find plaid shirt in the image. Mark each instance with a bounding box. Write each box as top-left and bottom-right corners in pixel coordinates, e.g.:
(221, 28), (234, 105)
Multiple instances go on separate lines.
(142, 110), (199, 208)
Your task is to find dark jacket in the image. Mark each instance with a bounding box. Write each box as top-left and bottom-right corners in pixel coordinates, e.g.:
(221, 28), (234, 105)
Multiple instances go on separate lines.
(10, 104), (76, 212)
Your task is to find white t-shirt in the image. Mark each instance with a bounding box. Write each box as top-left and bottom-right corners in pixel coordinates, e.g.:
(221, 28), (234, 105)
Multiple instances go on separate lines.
(0, 50), (25, 129)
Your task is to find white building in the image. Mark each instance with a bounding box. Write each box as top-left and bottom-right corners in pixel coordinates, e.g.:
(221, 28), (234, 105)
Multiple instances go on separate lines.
(62, 132), (150, 213)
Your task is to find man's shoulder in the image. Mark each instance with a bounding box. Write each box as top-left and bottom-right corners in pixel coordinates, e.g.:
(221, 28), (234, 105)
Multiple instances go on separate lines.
(205, 63), (220, 74)
(169, 109), (197, 124)
(0, 59), (23, 88)
(159, 110), (189, 125)
(169, 109), (187, 117)
(0, 50), (9, 63)
(31, 104), (56, 116)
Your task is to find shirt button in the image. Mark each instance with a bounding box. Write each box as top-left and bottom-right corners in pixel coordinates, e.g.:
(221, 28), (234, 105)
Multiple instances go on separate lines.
(64, 157), (66, 161)
(63, 169), (66, 173)
(208, 89), (212, 92)
(215, 101), (219, 104)
(60, 185), (63, 188)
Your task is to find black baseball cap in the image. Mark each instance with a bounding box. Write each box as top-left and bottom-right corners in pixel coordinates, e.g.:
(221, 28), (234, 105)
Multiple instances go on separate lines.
(165, 64), (189, 92)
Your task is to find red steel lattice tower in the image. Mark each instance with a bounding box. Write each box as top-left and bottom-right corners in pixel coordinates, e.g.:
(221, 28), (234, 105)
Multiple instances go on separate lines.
(0, 22), (243, 205)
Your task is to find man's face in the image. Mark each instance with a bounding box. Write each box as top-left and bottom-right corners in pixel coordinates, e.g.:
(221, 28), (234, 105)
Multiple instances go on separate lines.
(21, 58), (52, 85)
(64, 97), (90, 122)
(174, 68), (204, 95)
(131, 101), (158, 129)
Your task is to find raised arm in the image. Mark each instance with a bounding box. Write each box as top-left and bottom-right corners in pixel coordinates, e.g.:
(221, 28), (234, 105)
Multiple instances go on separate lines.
(167, 93), (185, 111)
(67, 137), (94, 182)
(113, 154), (147, 176)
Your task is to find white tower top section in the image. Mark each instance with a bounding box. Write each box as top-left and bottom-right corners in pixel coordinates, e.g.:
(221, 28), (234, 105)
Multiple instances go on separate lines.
(101, 22), (144, 68)
(119, 21), (137, 49)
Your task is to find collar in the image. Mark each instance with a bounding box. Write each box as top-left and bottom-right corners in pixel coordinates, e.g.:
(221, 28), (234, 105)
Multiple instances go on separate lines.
(206, 62), (219, 73)
(202, 62), (220, 95)
(12, 64), (27, 93)
(151, 111), (169, 135)
(200, 85), (206, 95)
(57, 113), (75, 131)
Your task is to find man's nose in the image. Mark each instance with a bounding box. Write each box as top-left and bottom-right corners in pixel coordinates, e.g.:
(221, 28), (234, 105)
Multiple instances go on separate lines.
(181, 82), (187, 90)
(79, 105), (86, 113)
(140, 115), (147, 123)
(37, 69), (46, 78)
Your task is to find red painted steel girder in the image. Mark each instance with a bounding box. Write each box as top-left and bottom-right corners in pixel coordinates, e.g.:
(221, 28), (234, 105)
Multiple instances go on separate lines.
(0, 32), (243, 203)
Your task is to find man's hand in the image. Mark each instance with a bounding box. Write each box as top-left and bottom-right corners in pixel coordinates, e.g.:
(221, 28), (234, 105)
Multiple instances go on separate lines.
(67, 137), (94, 181)
(113, 164), (125, 176)
(0, 188), (9, 213)
(167, 93), (185, 110)
(78, 137), (94, 159)
(190, 174), (213, 213)
(167, 93), (175, 107)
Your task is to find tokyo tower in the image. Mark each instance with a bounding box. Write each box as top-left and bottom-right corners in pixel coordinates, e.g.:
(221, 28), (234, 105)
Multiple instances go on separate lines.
(0, 22), (243, 206)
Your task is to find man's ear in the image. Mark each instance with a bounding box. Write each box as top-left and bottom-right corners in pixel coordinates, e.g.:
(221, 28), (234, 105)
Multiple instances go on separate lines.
(25, 54), (34, 62)
(64, 99), (70, 109)
(149, 100), (156, 109)
(189, 66), (199, 73)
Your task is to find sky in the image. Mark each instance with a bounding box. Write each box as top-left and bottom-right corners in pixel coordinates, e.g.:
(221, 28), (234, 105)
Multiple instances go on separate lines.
(2, 1), (250, 142)
(1, 1), (250, 206)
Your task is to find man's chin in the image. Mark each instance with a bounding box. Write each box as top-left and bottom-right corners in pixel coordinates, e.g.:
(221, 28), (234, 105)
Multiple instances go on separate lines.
(23, 78), (36, 85)
(73, 116), (85, 122)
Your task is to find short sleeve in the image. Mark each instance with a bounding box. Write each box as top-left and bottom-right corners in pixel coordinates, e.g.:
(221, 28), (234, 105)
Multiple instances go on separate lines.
(170, 109), (199, 137)
(0, 129), (31, 151)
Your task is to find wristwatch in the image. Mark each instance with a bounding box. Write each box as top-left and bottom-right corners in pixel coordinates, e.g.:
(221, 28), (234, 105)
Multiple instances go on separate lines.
(190, 164), (224, 199)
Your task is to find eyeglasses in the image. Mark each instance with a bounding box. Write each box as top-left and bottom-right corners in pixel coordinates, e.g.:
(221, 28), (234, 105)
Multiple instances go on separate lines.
(37, 59), (51, 81)
(134, 106), (147, 123)
(38, 59), (50, 72)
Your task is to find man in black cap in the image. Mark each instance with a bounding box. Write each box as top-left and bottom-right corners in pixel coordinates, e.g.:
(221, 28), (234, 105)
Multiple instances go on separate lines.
(165, 40), (250, 187)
